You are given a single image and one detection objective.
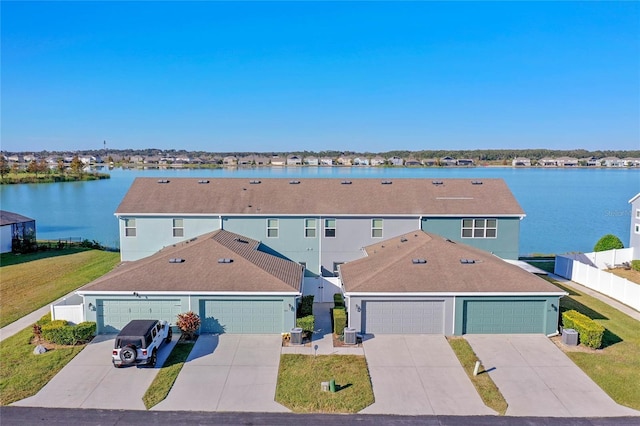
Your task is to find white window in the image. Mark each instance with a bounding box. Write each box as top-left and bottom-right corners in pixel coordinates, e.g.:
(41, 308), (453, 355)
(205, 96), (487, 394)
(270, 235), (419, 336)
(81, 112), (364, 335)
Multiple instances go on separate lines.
(461, 218), (497, 238)
(172, 218), (184, 237)
(333, 261), (344, 276)
(267, 219), (279, 238)
(636, 224), (640, 234)
(124, 218), (136, 237)
(371, 218), (383, 238)
(304, 218), (316, 238)
(324, 218), (336, 238)
(636, 209), (640, 219)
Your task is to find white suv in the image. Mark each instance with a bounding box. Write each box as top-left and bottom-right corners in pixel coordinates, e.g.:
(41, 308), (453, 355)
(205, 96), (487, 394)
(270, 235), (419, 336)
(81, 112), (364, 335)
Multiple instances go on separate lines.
(112, 319), (172, 368)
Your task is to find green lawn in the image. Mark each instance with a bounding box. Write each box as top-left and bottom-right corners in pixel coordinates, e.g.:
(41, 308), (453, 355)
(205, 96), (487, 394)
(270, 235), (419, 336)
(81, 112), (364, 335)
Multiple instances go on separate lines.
(142, 342), (195, 409)
(552, 279), (640, 410)
(276, 354), (374, 413)
(0, 249), (120, 327)
(448, 337), (507, 415)
(0, 326), (86, 405)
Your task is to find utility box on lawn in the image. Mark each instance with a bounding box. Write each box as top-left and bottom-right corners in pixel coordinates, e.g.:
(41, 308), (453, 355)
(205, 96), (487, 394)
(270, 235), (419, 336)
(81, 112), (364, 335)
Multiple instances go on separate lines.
(562, 328), (578, 346)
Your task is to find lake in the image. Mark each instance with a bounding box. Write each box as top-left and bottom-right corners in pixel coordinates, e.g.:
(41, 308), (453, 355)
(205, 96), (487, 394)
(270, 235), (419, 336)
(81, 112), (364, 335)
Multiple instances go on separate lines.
(1, 167), (638, 256)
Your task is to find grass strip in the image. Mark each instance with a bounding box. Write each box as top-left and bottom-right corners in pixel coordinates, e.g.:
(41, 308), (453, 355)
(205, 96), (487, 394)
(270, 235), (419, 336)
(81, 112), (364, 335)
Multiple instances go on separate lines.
(0, 327), (86, 405)
(142, 342), (195, 409)
(276, 354), (374, 413)
(550, 279), (640, 410)
(447, 336), (508, 415)
(0, 249), (120, 327)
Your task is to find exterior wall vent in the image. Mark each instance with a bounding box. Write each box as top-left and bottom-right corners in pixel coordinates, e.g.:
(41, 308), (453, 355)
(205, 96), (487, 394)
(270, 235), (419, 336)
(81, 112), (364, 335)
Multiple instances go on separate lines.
(157, 179), (170, 184)
(381, 180), (393, 185)
(169, 258), (185, 263)
(460, 259), (476, 264)
(217, 258), (233, 263)
(198, 180), (210, 184)
(341, 180), (352, 185)
(249, 180), (261, 184)
(412, 258), (427, 264)
(471, 180), (483, 185)
(289, 180), (301, 184)
(432, 180), (444, 185)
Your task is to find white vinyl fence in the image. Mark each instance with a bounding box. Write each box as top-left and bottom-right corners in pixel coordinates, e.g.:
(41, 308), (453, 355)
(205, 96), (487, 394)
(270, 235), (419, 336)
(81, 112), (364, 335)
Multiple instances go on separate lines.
(50, 294), (85, 325)
(555, 248), (640, 312)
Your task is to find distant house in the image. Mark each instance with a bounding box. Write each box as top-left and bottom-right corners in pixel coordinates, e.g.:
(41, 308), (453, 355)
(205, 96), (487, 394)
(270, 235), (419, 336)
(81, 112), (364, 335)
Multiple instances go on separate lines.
(304, 156), (319, 166)
(222, 156), (238, 166)
(512, 157), (531, 167)
(601, 157), (623, 167)
(370, 156), (386, 166)
(538, 158), (557, 167)
(270, 156), (286, 166)
(337, 156), (353, 166)
(422, 158), (437, 167)
(353, 157), (369, 166)
(238, 155), (254, 166)
(319, 157), (334, 166)
(556, 157), (578, 167)
(582, 157), (600, 167)
(129, 156), (144, 164)
(286, 155), (303, 166)
(622, 158), (640, 167)
(6, 155), (23, 163)
(0, 210), (36, 253)
(404, 158), (421, 167)
(440, 156), (457, 167)
(457, 159), (474, 167)
(630, 193), (640, 258)
(387, 156), (404, 166)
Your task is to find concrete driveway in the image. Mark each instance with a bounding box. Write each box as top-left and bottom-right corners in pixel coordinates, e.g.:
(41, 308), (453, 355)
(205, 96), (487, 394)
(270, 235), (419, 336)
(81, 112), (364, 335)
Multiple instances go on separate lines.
(360, 335), (495, 415)
(152, 334), (288, 412)
(13, 335), (176, 410)
(465, 334), (640, 417)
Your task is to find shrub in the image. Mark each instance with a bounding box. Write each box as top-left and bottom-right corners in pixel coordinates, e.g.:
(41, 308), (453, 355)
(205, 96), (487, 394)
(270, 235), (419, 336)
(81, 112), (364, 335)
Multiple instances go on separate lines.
(333, 308), (346, 335)
(176, 311), (201, 340)
(333, 293), (344, 308)
(632, 260), (640, 272)
(562, 310), (605, 349)
(40, 321), (96, 345)
(593, 234), (624, 252)
(298, 295), (314, 317)
(296, 315), (315, 333)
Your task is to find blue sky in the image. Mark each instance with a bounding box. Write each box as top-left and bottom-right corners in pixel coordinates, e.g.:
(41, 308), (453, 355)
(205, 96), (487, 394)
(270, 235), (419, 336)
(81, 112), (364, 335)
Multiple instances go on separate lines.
(2, 1), (639, 153)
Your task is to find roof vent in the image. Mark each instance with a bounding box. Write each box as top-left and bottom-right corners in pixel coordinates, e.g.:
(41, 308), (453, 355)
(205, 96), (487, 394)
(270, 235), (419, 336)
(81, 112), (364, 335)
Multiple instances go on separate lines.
(400, 237), (408, 243)
(157, 179), (170, 184)
(381, 180), (393, 185)
(198, 179), (209, 184)
(341, 180), (352, 185)
(460, 259), (476, 264)
(217, 258), (233, 263)
(412, 258), (427, 264)
(249, 180), (261, 184)
(234, 237), (249, 244)
(432, 180), (444, 185)
(444, 238), (455, 243)
(289, 180), (301, 184)
(471, 180), (483, 185)
(169, 258), (185, 263)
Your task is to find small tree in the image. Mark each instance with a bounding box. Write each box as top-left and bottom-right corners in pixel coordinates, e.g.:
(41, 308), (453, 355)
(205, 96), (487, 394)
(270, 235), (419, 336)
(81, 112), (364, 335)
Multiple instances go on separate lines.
(70, 155), (84, 176)
(176, 311), (201, 340)
(0, 156), (9, 180)
(594, 234), (624, 252)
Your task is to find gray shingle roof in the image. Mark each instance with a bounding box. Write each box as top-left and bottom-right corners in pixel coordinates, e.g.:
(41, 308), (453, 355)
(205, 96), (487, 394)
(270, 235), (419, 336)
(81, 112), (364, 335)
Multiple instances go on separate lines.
(0, 210), (35, 226)
(115, 178), (525, 216)
(80, 230), (302, 293)
(340, 231), (564, 294)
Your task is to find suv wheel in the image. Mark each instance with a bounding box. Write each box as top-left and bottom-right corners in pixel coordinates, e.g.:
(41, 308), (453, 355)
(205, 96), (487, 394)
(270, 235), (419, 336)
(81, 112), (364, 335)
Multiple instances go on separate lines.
(149, 350), (157, 368)
(165, 328), (172, 344)
(120, 345), (137, 365)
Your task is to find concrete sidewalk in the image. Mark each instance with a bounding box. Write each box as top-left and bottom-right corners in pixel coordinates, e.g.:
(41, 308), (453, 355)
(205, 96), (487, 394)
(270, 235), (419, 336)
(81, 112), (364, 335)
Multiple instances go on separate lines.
(0, 295), (72, 343)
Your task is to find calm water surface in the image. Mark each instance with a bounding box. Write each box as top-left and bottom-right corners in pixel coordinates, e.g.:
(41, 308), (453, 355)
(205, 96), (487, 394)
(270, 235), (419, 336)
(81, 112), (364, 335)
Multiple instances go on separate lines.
(1, 167), (638, 256)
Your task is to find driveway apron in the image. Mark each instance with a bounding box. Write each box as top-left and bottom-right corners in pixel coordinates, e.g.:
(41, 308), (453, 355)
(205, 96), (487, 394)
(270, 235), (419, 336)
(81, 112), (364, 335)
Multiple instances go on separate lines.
(465, 334), (640, 417)
(360, 335), (495, 415)
(12, 335), (176, 410)
(152, 334), (288, 412)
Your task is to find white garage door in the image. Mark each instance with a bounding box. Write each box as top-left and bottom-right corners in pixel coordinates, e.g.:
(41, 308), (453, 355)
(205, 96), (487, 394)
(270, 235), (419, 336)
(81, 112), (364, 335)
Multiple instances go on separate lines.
(97, 299), (182, 333)
(363, 300), (445, 334)
(200, 299), (284, 334)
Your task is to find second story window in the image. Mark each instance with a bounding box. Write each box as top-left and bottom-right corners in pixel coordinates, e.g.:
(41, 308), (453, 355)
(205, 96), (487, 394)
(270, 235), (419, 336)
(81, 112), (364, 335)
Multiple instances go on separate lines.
(267, 218), (279, 238)
(304, 218), (316, 238)
(324, 218), (336, 238)
(173, 219), (184, 237)
(371, 218), (383, 238)
(124, 218), (136, 237)
(461, 218), (497, 238)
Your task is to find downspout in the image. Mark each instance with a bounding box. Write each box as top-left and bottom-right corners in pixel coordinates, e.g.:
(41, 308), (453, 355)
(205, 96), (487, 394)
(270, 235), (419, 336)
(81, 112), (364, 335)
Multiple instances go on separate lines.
(419, 215), (423, 231)
(318, 215), (322, 276)
(219, 215), (223, 230)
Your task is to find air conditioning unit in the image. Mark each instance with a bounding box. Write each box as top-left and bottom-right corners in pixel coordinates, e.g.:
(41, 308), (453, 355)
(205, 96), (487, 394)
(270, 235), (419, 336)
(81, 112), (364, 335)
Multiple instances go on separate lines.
(344, 327), (357, 345)
(290, 327), (303, 345)
(561, 328), (578, 346)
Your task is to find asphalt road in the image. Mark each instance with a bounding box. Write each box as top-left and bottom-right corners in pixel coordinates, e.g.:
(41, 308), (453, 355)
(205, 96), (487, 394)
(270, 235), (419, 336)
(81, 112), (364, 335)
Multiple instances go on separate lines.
(2, 407), (639, 426)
